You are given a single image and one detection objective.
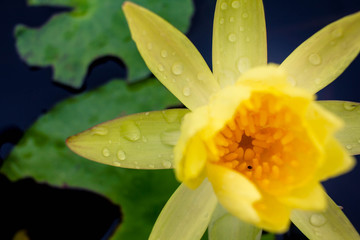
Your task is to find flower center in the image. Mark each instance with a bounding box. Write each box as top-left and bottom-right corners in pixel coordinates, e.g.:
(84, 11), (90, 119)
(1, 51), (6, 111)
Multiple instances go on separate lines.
(214, 92), (314, 193)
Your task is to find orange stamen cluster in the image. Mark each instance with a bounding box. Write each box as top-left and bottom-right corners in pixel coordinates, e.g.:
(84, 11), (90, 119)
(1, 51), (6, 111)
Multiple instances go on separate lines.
(214, 92), (312, 192)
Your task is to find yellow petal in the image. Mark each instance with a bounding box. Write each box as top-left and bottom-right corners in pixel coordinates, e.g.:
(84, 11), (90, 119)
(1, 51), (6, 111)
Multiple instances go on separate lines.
(123, 2), (220, 110)
(254, 194), (291, 233)
(316, 137), (355, 181)
(279, 183), (326, 211)
(213, 0), (267, 88)
(280, 11), (360, 93)
(306, 102), (343, 146)
(149, 180), (217, 240)
(175, 133), (208, 189)
(174, 106), (210, 188)
(207, 163), (261, 224)
(66, 109), (188, 169)
(291, 193), (359, 240)
(318, 100), (360, 155)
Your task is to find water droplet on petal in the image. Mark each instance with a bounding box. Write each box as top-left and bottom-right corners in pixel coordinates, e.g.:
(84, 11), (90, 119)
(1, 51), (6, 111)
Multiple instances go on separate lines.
(162, 110), (179, 123)
(228, 33), (237, 42)
(117, 150), (126, 160)
(314, 78), (322, 85)
(242, 12), (249, 18)
(287, 76), (296, 86)
(91, 126), (108, 136)
(147, 42), (153, 50)
(160, 130), (180, 146)
(197, 72), (206, 81)
(346, 144), (353, 150)
(142, 136), (148, 143)
(145, 112), (150, 116)
(161, 50), (168, 58)
(239, 26), (245, 32)
(343, 102), (356, 111)
(102, 148), (110, 157)
(331, 28), (343, 38)
(157, 64), (165, 72)
(221, 2), (228, 10)
(162, 161), (172, 168)
(308, 53), (322, 65)
(229, 16), (235, 22)
(310, 213), (327, 227)
(237, 57), (251, 74)
(183, 87), (191, 96)
(113, 161), (121, 167)
(231, 1), (240, 8)
(219, 18), (225, 24)
(148, 164), (155, 169)
(245, 36), (250, 42)
(171, 62), (184, 75)
(121, 121), (141, 141)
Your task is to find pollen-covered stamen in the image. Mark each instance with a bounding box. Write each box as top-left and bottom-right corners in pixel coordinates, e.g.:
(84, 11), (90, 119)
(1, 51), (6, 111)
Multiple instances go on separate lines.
(213, 92), (312, 192)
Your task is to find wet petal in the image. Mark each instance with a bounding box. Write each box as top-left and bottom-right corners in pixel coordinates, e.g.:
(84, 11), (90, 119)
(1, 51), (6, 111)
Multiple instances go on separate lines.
(213, 0), (267, 88)
(175, 106), (210, 188)
(123, 2), (220, 110)
(208, 204), (262, 240)
(66, 109), (189, 169)
(319, 100), (360, 155)
(149, 180), (217, 240)
(254, 194), (291, 232)
(207, 163), (261, 224)
(291, 193), (359, 240)
(317, 138), (355, 181)
(279, 183), (326, 211)
(281, 12), (360, 93)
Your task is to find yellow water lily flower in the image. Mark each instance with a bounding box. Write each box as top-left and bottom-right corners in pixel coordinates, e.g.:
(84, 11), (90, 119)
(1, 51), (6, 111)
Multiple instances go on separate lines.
(67, 0), (360, 238)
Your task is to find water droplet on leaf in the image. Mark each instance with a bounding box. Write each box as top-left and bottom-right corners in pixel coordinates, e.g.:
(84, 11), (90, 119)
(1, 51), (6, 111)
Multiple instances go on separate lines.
(90, 126), (108, 136)
(120, 121), (141, 141)
(228, 33), (237, 42)
(160, 130), (180, 146)
(221, 2), (228, 10)
(232, 1), (240, 8)
(162, 110), (179, 123)
(102, 148), (110, 157)
(117, 150), (126, 160)
(162, 161), (172, 168)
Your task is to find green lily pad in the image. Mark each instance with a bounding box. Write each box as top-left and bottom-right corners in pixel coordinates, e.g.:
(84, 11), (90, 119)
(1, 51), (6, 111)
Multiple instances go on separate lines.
(15, 0), (194, 88)
(1, 78), (181, 239)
